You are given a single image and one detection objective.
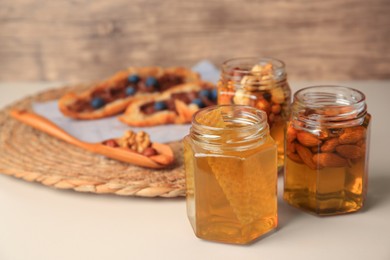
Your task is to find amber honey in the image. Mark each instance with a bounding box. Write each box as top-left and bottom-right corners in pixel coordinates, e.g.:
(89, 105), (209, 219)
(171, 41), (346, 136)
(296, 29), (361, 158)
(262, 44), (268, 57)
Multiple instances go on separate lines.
(184, 105), (277, 244)
(270, 119), (286, 169)
(284, 86), (370, 216)
(284, 153), (368, 215)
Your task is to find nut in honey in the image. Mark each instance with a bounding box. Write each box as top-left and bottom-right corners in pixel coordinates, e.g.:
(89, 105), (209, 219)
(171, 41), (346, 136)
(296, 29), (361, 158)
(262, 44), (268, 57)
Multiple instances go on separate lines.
(284, 86), (370, 216)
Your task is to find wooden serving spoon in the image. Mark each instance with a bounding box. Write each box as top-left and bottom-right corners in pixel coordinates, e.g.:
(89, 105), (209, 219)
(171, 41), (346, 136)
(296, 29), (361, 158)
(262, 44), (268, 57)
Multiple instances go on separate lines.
(10, 109), (174, 169)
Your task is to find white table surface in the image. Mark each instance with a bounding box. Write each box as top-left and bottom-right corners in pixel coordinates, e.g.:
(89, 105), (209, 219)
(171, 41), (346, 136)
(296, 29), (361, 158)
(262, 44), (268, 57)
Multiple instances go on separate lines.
(1, 81), (389, 260)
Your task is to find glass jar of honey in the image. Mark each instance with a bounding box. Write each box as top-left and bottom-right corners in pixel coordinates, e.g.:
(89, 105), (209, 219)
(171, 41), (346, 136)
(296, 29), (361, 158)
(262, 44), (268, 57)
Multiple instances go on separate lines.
(217, 57), (291, 169)
(183, 105), (278, 244)
(284, 86), (371, 215)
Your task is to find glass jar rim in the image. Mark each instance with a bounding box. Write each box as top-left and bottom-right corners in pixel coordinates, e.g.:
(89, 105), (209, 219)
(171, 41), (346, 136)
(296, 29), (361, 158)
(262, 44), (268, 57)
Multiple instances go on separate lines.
(191, 105), (269, 150)
(221, 57), (285, 74)
(220, 57), (287, 88)
(293, 85), (366, 107)
(192, 104), (268, 131)
(292, 85), (367, 128)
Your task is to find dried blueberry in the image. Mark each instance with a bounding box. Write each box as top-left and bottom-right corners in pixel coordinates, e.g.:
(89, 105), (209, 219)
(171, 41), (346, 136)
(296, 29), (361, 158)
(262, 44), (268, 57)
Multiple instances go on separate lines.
(192, 98), (205, 108)
(210, 88), (218, 101)
(199, 89), (211, 99)
(128, 74), (140, 84)
(263, 92), (272, 102)
(125, 86), (136, 96)
(145, 77), (159, 88)
(154, 101), (167, 111)
(91, 97), (105, 109)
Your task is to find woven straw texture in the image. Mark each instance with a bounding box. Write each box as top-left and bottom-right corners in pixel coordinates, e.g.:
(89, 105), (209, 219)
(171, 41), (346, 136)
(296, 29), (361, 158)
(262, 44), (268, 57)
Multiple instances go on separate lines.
(0, 85), (185, 197)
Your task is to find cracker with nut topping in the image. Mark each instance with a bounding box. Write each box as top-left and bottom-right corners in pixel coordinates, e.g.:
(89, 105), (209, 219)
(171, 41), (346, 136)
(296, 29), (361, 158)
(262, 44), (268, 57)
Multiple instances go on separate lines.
(58, 66), (200, 120)
(119, 81), (217, 126)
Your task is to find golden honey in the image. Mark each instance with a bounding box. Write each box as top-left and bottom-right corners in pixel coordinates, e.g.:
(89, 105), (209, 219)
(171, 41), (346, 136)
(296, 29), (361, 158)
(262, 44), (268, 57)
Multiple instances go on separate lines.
(184, 105), (277, 244)
(284, 86), (370, 215)
(217, 57), (291, 170)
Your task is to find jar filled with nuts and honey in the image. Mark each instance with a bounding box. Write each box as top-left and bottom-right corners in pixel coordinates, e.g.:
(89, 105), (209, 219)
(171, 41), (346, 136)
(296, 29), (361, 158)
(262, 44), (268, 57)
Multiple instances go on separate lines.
(284, 86), (371, 216)
(183, 105), (278, 244)
(217, 57), (291, 169)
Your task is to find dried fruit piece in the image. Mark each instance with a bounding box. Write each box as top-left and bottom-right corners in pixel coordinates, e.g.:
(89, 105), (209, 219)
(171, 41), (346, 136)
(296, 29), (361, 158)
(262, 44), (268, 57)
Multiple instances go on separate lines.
(336, 145), (363, 159)
(296, 131), (322, 147)
(321, 138), (339, 152)
(263, 92), (272, 102)
(312, 153), (348, 168)
(295, 143), (317, 170)
(339, 126), (366, 144)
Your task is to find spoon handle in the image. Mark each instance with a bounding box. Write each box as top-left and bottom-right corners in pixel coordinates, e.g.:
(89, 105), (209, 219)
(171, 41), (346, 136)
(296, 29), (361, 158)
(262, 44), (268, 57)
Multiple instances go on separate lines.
(10, 109), (85, 148)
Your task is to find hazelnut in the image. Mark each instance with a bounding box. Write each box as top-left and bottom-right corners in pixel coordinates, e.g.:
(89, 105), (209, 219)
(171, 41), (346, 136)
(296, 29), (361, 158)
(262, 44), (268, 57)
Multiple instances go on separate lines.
(233, 89), (251, 105)
(103, 139), (119, 147)
(271, 104), (281, 115)
(270, 87), (285, 104)
(256, 99), (271, 114)
(142, 147), (158, 157)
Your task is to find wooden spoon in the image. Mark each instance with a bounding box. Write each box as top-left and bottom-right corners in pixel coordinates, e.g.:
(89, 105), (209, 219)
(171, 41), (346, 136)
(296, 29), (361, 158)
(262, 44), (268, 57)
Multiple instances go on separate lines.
(10, 109), (174, 169)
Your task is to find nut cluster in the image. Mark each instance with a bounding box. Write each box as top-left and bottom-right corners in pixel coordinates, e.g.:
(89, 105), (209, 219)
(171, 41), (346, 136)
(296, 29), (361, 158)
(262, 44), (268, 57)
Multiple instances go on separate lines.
(102, 130), (158, 157)
(218, 63), (288, 127)
(118, 130), (152, 153)
(287, 122), (367, 170)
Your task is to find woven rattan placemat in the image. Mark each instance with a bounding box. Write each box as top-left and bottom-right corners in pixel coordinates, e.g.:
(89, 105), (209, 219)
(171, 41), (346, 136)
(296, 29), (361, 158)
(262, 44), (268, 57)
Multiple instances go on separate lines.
(0, 85), (185, 197)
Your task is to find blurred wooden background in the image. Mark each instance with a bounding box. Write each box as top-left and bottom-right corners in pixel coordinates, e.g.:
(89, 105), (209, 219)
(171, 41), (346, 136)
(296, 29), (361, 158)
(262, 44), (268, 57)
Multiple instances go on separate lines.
(0, 0), (389, 82)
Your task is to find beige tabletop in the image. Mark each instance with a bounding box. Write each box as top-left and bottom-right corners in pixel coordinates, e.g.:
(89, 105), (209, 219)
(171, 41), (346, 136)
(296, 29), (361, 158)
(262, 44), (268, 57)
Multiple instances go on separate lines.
(0, 81), (389, 260)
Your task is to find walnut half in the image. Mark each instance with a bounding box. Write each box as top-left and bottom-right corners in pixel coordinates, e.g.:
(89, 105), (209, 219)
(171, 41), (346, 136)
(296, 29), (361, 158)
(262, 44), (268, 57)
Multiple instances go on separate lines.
(118, 130), (152, 153)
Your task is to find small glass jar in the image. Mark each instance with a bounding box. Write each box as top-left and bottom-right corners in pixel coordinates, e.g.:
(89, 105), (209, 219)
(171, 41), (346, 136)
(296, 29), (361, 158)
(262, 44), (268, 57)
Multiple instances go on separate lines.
(183, 105), (278, 244)
(284, 86), (371, 216)
(217, 57), (291, 169)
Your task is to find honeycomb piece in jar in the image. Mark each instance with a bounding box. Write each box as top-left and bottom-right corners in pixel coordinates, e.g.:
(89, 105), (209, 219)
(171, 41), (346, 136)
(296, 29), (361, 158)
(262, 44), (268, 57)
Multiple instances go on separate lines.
(196, 107), (226, 128)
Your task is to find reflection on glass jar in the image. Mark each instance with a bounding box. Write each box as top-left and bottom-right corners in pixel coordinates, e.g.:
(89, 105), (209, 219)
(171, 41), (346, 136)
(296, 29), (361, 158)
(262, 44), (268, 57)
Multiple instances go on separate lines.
(217, 57), (291, 169)
(284, 86), (371, 216)
(183, 105), (278, 244)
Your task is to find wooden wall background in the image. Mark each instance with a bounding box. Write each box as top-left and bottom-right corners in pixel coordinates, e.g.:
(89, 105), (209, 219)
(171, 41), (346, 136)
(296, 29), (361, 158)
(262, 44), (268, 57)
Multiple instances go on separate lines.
(0, 0), (389, 82)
